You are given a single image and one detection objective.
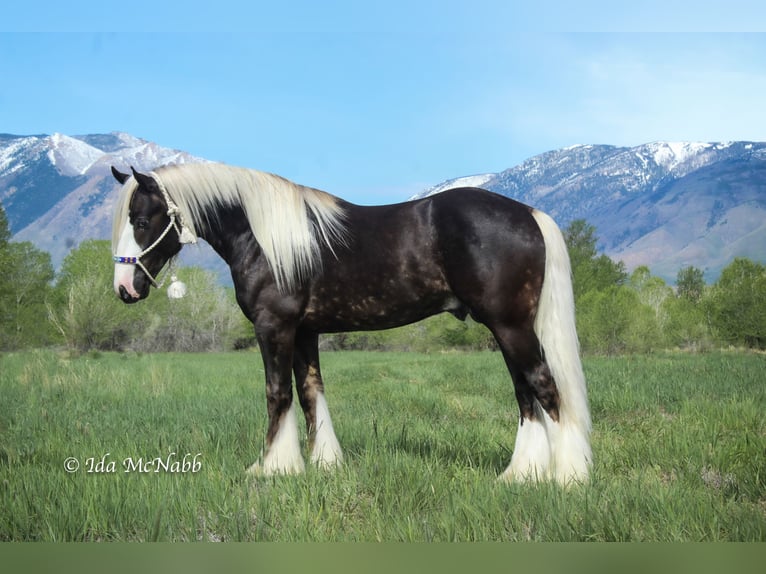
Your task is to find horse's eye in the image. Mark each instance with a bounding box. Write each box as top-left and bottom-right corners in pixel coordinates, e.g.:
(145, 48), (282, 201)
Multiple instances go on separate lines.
(135, 218), (149, 231)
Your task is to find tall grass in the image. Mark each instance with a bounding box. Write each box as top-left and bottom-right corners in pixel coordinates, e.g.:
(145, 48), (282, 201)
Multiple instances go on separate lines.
(0, 349), (763, 541)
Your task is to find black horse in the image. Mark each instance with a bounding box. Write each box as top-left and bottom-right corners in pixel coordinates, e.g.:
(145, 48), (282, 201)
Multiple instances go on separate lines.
(111, 163), (591, 484)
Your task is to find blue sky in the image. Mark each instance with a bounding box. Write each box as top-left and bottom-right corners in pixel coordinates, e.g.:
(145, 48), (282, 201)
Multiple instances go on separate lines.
(2, 2), (766, 204)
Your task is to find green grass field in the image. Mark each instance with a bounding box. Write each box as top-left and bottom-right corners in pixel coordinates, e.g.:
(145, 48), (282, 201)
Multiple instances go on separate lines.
(0, 349), (764, 541)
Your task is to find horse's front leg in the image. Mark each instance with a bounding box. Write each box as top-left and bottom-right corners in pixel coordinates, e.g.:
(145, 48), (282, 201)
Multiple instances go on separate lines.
(293, 329), (343, 469)
(247, 316), (305, 476)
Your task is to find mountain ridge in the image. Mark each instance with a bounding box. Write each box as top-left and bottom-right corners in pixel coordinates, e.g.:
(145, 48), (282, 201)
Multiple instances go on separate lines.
(1, 132), (764, 282)
(0, 132), (205, 269)
(415, 141), (766, 280)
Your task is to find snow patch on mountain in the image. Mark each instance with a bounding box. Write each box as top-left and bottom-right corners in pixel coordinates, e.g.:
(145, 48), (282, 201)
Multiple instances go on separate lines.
(417, 173), (495, 198)
(0, 136), (41, 178)
(648, 141), (712, 170)
(47, 133), (104, 176)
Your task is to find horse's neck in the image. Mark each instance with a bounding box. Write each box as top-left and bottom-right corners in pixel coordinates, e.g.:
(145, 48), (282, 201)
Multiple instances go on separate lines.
(195, 204), (260, 268)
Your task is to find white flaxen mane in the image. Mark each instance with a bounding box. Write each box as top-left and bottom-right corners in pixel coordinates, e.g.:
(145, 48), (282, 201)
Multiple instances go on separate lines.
(112, 163), (348, 292)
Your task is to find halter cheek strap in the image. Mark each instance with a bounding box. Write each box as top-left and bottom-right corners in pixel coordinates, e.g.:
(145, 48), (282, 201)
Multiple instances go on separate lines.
(112, 172), (197, 289)
(149, 170), (198, 247)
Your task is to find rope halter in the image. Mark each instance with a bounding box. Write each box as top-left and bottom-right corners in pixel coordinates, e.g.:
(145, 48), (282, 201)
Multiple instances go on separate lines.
(112, 171), (197, 290)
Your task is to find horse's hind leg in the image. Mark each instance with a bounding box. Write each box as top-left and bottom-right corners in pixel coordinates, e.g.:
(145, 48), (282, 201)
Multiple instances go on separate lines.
(489, 324), (560, 483)
(293, 330), (343, 468)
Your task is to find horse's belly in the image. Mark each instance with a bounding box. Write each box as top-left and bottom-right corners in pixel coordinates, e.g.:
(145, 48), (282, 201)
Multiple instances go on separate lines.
(302, 285), (461, 333)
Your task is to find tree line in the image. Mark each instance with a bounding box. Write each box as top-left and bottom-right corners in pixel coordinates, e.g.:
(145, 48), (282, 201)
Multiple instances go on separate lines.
(0, 205), (250, 353)
(0, 204), (764, 354)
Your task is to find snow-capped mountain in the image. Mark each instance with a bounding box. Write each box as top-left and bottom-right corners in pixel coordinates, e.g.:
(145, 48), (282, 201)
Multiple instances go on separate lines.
(414, 141), (766, 281)
(0, 132), (205, 268)
(1, 133), (764, 282)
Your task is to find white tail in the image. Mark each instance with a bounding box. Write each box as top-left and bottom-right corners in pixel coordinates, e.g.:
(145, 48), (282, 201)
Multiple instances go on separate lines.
(531, 209), (592, 484)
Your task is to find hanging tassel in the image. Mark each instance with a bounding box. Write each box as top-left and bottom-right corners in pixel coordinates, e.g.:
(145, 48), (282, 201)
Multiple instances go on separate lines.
(178, 226), (197, 244)
(167, 275), (188, 299)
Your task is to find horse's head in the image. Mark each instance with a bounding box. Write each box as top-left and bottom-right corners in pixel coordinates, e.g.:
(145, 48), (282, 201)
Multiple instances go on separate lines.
(111, 167), (191, 303)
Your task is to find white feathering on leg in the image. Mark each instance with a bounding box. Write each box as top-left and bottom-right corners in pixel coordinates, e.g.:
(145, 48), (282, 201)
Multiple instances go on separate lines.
(251, 403), (305, 476)
(311, 392), (343, 468)
(500, 412), (551, 483)
(551, 418), (592, 484)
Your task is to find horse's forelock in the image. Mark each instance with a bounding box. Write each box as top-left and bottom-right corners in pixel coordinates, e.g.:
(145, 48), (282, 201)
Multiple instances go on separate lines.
(112, 177), (138, 252)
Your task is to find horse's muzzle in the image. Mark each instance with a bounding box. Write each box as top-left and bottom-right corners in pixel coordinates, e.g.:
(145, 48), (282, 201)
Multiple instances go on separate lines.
(118, 285), (141, 304)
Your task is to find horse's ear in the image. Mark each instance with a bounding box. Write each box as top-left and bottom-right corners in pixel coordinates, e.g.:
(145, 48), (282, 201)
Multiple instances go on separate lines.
(130, 167), (158, 193)
(111, 166), (130, 184)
